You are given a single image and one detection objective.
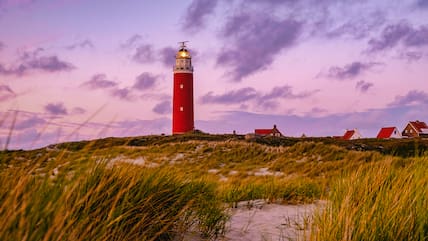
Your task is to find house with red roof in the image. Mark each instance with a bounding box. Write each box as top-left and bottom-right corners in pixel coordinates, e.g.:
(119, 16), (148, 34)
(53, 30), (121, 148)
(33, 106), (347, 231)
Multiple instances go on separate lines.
(402, 120), (428, 138)
(254, 125), (283, 137)
(342, 129), (362, 140)
(376, 127), (402, 139)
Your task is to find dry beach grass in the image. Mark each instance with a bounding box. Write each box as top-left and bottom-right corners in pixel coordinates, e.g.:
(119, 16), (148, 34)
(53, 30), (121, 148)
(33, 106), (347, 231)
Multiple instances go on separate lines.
(312, 158), (428, 241)
(1, 134), (427, 240)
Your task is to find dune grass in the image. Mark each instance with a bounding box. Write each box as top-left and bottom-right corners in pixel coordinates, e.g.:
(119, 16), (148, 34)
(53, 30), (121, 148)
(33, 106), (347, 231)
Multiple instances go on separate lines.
(0, 161), (228, 241)
(219, 176), (321, 206)
(311, 157), (428, 241)
(0, 139), (397, 207)
(2, 135), (428, 240)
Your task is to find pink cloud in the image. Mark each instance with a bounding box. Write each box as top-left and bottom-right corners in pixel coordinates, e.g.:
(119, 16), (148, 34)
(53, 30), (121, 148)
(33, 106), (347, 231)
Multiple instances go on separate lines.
(0, 49), (75, 76)
(367, 21), (428, 52)
(132, 44), (155, 64)
(355, 80), (374, 93)
(152, 100), (171, 115)
(121, 34), (143, 49)
(182, 0), (218, 33)
(133, 72), (159, 91)
(217, 12), (302, 81)
(200, 85), (318, 110)
(110, 88), (135, 101)
(389, 90), (428, 106)
(45, 102), (68, 115)
(81, 74), (118, 89)
(325, 62), (382, 80)
(65, 39), (94, 50)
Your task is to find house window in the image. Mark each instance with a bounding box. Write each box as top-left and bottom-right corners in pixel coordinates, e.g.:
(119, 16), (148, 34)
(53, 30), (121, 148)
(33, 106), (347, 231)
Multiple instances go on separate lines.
(180, 84), (184, 89)
(180, 106), (184, 111)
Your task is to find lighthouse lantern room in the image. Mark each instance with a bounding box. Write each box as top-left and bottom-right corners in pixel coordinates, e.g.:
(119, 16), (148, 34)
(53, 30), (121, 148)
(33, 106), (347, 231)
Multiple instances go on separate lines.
(172, 42), (194, 134)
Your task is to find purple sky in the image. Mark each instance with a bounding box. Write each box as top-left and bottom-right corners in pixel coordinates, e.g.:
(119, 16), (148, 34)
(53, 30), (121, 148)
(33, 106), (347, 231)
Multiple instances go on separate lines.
(1, 0), (428, 149)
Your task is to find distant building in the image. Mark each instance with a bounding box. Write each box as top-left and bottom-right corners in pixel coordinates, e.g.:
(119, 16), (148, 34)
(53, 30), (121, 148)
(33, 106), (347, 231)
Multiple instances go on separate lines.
(342, 129), (362, 140)
(254, 125), (283, 137)
(377, 127), (402, 139)
(402, 120), (428, 138)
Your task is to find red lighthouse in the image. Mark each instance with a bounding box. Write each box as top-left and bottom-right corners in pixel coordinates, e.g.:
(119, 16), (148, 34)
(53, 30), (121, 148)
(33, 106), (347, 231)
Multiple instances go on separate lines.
(172, 42), (194, 134)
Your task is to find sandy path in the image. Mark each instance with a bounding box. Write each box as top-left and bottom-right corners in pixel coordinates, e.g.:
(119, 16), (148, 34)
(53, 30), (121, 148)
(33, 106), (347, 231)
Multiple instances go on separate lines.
(185, 201), (323, 241)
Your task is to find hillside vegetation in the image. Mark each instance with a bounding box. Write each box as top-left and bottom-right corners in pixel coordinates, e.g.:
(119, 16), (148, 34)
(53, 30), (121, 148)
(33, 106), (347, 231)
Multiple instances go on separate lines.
(1, 134), (427, 240)
(312, 158), (428, 240)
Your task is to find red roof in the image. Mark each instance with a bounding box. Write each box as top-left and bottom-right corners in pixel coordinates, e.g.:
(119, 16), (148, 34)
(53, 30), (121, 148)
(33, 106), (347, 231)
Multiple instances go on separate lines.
(377, 127), (396, 139)
(343, 130), (355, 140)
(255, 129), (273, 135)
(410, 121), (428, 132)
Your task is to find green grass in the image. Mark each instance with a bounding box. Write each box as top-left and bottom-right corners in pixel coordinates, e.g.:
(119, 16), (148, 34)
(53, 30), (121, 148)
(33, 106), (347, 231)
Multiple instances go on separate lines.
(0, 161), (228, 240)
(1, 134), (428, 240)
(311, 158), (428, 241)
(219, 177), (321, 205)
(0, 137), (411, 206)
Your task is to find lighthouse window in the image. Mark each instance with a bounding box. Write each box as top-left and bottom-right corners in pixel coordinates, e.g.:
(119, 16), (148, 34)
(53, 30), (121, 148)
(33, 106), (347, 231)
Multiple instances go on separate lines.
(180, 84), (184, 89)
(180, 106), (184, 111)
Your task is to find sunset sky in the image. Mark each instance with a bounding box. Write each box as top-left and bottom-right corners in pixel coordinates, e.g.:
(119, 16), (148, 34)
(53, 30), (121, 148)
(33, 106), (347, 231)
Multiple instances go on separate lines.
(1, 0), (428, 149)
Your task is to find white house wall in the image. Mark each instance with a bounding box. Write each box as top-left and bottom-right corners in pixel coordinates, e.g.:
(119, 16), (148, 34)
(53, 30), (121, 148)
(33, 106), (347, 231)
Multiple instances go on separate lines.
(390, 128), (402, 138)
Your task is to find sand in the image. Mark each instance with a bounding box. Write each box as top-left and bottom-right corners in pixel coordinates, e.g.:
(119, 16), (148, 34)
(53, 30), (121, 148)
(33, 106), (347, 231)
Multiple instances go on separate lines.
(185, 201), (323, 241)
